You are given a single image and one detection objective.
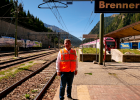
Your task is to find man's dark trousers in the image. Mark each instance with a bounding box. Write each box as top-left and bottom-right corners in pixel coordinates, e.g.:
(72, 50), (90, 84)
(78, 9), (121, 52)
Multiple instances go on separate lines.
(59, 72), (74, 100)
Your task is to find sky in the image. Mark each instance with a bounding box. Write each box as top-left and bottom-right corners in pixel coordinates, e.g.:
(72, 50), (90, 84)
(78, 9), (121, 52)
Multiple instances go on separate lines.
(18, 0), (118, 40)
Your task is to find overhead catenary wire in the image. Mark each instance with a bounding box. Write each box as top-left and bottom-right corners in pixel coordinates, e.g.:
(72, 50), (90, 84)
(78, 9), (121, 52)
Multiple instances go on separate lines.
(53, 2), (69, 33)
(50, 2), (68, 33)
(83, 10), (93, 33)
(47, 3), (65, 32)
(82, 4), (98, 37)
(2, 5), (14, 17)
(47, 2), (70, 40)
(0, 7), (14, 36)
(84, 13), (97, 34)
(0, 3), (13, 9)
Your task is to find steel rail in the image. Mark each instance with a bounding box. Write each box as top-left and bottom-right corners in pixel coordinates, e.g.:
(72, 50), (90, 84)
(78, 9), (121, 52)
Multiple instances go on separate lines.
(0, 51), (57, 66)
(0, 51), (54, 69)
(34, 72), (57, 100)
(0, 51), (57, 70)
(0, 50), (55, 64)
(0, 49), (53, 57)
(0, 58), (57, 99)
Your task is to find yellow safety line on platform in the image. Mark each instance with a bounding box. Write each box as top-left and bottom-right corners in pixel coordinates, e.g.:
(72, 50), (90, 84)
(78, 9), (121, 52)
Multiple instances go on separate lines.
(77, 85), (91, 100)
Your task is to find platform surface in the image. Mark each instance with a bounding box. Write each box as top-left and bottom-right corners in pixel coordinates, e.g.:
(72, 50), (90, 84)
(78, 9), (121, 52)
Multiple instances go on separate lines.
(53, 61), (140, 100)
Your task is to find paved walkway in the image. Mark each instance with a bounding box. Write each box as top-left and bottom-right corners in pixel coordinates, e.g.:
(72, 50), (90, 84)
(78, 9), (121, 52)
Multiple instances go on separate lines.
(53, 62), (140, 100)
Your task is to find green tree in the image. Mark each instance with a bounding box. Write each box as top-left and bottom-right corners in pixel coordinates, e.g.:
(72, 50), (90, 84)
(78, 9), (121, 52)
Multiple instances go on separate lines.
(0, 0), (53, 33)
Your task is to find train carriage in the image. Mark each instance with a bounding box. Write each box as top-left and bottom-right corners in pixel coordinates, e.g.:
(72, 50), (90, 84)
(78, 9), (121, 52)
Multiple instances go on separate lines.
(0, 36), (42, 50)
(120, 42), (138, 49)
(33, 41), (42, 47)
(79, 37), (117, 53)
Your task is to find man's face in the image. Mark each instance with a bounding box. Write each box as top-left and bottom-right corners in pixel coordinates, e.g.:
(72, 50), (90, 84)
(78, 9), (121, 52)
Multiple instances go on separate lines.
(64, 40), (71, 49)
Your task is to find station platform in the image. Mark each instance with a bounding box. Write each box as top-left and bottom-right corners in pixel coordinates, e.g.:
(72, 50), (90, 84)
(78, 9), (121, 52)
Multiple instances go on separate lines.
(53, 61), (140, 100)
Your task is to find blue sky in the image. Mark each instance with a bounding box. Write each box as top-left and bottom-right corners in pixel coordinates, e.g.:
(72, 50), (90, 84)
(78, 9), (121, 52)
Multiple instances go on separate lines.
(18, 0), (118, 40)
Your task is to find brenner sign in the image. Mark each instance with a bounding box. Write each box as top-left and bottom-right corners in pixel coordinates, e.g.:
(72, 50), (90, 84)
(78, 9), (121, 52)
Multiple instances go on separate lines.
(95, 0), (140, 13)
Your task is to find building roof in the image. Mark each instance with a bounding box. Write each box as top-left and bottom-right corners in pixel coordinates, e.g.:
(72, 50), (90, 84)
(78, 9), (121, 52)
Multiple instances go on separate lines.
(104, 21), (140, 39)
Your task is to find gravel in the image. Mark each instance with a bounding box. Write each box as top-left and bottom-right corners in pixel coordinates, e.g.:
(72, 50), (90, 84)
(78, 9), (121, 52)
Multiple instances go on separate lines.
(0, 52), (60, 100)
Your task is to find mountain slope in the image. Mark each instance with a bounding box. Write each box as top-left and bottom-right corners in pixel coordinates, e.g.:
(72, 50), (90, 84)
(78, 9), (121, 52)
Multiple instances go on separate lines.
(84, 13), (140, 43)
(44, 23), (66, 32)
(106, 13), (140, 34)
(89, 15), (117, 35)
(44, 23), (82, 46)
(83, 14), (117, 43)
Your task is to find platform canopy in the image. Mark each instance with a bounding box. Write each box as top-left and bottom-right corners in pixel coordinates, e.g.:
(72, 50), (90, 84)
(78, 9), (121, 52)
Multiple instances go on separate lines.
(104, 21), (140, 39)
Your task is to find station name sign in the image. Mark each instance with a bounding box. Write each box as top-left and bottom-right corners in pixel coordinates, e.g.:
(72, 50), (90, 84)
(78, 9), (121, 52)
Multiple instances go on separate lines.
(95, 0), (140, 13)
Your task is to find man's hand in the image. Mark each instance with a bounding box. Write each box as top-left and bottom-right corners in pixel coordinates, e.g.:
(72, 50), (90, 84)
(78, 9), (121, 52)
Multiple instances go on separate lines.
(75, 70), (77, 75)
(57, 72), (61, 76)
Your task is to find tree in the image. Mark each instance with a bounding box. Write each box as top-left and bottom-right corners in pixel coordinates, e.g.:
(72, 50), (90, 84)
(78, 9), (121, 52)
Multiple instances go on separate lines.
(27, 10), (31, 17)
(0, 0), (53, 32)
(10, 0), (13, 3)
(54, 37), (58, 44)
(18, 3), (23, 12)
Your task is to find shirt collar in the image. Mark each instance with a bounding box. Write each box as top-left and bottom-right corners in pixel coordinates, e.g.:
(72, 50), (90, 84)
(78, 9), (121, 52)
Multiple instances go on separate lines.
(65, 47), (71, 51)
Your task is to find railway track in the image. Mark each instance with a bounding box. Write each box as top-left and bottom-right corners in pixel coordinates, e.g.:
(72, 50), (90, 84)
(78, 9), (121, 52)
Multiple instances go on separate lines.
(34, 72), (57, 100)
(0, 49), (54, 57)
(0, 50), (59, 70)
(0, 58), (58, 100)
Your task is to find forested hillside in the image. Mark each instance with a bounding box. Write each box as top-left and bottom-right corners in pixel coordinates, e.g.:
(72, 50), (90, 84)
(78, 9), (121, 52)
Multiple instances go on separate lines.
(84, 13), (140, 43)
(106, 13), (140, 34)
(0, 0), (53, 32)
(89, 15), (116, 35)
(83, 14), (117, 43)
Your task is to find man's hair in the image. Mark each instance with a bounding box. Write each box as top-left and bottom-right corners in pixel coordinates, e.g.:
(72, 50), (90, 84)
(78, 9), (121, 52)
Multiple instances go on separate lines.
(64, 39), (71, 43)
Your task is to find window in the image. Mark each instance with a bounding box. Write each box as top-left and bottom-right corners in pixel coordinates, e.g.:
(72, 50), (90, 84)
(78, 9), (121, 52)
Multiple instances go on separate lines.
(106, 42), (115, 47)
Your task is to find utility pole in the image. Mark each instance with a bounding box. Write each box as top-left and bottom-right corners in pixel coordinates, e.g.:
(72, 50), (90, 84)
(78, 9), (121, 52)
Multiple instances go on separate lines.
(15, 0), (18, 57)
(0, 0), (33, 57)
